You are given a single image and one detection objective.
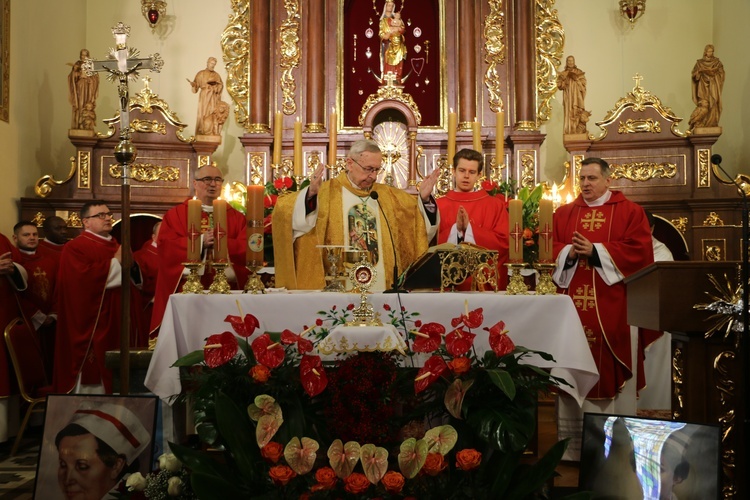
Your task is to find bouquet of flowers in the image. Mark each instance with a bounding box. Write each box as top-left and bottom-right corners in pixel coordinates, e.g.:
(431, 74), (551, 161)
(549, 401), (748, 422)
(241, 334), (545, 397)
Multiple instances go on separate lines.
(116, 453), (196, 499)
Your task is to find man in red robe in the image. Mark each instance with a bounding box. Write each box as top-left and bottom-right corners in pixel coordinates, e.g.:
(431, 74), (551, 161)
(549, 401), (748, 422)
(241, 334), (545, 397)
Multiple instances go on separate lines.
(37, 215), (68, 264)
(151, 165), (248, 337)
(53, 202), (142, 394)
(133, 221), (160, 344)
(437, 148), (509, 289)
(552, 157), (653, 460)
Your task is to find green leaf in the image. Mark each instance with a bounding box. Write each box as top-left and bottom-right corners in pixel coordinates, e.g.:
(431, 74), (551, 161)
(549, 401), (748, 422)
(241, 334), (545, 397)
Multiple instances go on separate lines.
(169, 442), (234, 484)
(171, 350), (205, 367)
(487, 368), (516, 400)
(190, 471), (247, 499)
(215, 391), (263, 483)
(503, 439), (568, 500)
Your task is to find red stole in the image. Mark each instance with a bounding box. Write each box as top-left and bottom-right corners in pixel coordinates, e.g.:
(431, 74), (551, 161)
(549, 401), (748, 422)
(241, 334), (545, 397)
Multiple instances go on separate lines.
(0, 234), (24, 397)
(18, 250), (58, 318)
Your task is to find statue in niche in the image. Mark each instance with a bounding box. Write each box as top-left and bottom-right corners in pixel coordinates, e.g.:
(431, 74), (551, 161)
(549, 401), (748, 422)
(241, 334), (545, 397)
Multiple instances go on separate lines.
(188, 57), (227, 136)
(557, 55), (590, 135)
(689, 44), (724, 129)
(379, 1), (407, 82)
(68, 49), (100, 131)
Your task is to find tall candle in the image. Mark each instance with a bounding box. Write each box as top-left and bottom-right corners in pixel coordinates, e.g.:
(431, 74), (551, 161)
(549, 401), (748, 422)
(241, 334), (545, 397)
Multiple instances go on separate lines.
(273, 111), (282, 166)
(293, 118), (303, 176)
(495, 111), (504, 167)
(472, 118), (482, 153)
(329, 108), (337, 166)
(246, 184), (264, 265)
(213, 199), (229, 262)
(508, 199), (523, 262)
(186, 197), (202, 262)
(538, 199), (554, 262)
(447, 108), (457, 167)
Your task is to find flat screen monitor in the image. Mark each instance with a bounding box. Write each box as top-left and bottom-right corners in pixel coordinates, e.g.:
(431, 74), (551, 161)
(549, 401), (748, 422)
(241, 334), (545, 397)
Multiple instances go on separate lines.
(579, 413), (721, 500)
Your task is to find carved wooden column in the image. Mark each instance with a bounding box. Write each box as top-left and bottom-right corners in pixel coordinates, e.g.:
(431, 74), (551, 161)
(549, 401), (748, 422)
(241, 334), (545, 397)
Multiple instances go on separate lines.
(513, 0), (535, 130)
(248, 0), (271, 132)
(457, 1), (477, 131)
(305, 0), (325, 132)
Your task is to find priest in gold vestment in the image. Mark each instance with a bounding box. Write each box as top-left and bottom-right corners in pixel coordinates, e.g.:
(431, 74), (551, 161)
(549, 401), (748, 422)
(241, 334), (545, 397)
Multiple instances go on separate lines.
(273, 140), (439, 290)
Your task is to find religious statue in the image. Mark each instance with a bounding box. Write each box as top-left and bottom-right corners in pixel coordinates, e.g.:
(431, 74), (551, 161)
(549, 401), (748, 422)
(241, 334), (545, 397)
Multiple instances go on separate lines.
(379, 1), (407, 82)
(556, 55), (590, 135)
(188, 57), (227, 136)
(68, 49), (100, 131)
(689, 44), (725, 129)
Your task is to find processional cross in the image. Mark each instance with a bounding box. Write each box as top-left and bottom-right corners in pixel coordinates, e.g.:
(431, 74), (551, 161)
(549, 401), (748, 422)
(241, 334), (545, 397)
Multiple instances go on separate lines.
(83, 22), (163, 394)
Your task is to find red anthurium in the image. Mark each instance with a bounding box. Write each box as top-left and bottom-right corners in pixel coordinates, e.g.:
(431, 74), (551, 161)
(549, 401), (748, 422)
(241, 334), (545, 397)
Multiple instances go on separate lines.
(251, 333), (285, 369)
(281, 329), (314, 354)
(264, 193), (278, 208)
(445, 328), (476, 357)
(299, 355), (328, 397)
(203, 332), (238, 368)
(224, 313), (260, 338)
(450, 307), (484, 329)
(414, 355), (449, 394)
(485, 321), (516, 357)
(411, 322), (445, 353)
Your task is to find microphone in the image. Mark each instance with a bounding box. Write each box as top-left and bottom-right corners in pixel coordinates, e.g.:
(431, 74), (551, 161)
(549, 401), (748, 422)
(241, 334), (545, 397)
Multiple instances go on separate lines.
(370, 191), (405, 293)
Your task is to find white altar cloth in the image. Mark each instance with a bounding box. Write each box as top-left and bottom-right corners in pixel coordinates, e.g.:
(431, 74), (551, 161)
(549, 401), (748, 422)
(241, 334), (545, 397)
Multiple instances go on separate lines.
(145, 292), (598, 405)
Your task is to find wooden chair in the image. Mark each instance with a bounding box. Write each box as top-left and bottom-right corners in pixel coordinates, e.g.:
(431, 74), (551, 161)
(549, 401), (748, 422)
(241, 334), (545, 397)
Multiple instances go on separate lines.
(3, 317), (54, 456)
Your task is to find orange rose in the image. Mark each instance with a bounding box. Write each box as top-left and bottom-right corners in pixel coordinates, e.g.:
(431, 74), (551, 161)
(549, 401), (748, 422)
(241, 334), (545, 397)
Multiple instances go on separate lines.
(250, 364), (271, 383)
(260, 442), (284, 463)
(455, 448), (482, 471)
(314, 467), (337, 489)
(381, 470), (405, 494)
(448, 357), (471, 375)
(269, 464), (297, 486)
(422, 453), (447, 476)
(344, 472), (370, 495)
(522, 228), (534, 240)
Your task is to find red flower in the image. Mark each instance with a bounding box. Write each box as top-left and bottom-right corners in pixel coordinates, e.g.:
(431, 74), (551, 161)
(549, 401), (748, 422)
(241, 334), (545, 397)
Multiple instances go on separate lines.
(251, 333), (285, 368)
(312, 467), (337, 491)
(383, 304), (391, 311)
(451, 307), (484, 329)
(411, 322), (445, 353)
(344, 473), (370, 495)
(346, 303), (355, 310)
(414, 320), (422, 327)
(381, 471), (405, 494)
(522, 227), (534, 240)
(264, 193), (278, 209)
(223, 313), (260, 338)
(300, 355), (328, 397)
(263, 215), (273, 234)
(315, 318), (323, 326)
(414, 355), (449, 394)
(485, 321), (515, 357)
(280, 329), (314, 354)
(249, 364), (271, 383)
(260, 442), (284, 463)
(481, 179), (498, 191)
(203, 332), (238, 368)
(456, 449), (482, 471)
(422, 453), (447, 476)
(445, 328), (476, 357)
(273, 176), (293, 190)
(448, 357), (472, 375)
(269, 465), (296, 486)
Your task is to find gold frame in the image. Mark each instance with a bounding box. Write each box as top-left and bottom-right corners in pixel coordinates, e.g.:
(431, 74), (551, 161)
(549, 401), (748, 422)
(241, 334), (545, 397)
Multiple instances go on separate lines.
(0, 0), (9, 122)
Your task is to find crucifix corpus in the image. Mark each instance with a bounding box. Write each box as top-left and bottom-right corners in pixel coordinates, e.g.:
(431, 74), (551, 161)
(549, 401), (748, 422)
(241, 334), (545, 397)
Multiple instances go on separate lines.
(83, 22), (163, 395)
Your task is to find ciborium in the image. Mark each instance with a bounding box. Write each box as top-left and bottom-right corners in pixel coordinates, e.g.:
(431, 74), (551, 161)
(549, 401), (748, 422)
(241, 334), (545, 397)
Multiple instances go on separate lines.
(318, 245), (346, 292)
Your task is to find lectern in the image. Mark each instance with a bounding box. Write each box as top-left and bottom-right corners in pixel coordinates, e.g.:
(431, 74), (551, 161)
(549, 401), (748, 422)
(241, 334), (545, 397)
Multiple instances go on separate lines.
(625, 261), (742, 498)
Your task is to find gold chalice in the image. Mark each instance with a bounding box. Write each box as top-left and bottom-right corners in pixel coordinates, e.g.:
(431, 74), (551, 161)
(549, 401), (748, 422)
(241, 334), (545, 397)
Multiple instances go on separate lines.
(317, 245), (346, 292)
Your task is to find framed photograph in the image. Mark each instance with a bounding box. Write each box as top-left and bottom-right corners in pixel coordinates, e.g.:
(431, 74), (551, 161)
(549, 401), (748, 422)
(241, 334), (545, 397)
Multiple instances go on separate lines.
(34, 394), (159, 500)
(0, 0), (8, 122)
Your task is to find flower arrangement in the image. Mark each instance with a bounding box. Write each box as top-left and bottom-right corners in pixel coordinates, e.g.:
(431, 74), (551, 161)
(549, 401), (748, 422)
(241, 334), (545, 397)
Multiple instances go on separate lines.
(117, 453), (196, 499)
(159, 302), (572, 499)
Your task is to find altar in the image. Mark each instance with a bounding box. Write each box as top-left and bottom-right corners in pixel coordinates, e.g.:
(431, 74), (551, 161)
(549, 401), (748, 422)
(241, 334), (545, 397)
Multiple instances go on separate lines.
(145, 291), (598, 406)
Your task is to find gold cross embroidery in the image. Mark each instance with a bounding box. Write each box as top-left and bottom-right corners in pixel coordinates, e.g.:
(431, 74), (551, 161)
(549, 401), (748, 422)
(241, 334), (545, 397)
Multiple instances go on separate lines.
(580, 210), (605, 232)
(573, 284), (596, 312)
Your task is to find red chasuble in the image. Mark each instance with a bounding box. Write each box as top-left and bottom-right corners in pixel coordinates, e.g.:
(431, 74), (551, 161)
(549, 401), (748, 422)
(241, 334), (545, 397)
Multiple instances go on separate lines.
(53, 232), (134, 394)
(437, 190), (509, 289)
(133, 240), (159, 337)
(0, 233), (25, 397)
(17, 250), (58, 322)
(37, 239), (65, 265)
(150, 200), (249, 336)
(552, 192), (653, 399)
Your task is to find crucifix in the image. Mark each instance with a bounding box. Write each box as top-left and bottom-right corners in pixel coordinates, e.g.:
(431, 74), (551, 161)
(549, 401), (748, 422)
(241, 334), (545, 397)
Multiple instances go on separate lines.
(83, 22), (163, 395)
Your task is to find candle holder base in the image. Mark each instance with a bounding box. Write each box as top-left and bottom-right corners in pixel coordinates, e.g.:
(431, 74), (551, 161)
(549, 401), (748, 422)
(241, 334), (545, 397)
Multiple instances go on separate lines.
(533, 262), (558, 295)
(208, 262), (231, 294)
(294, 174), (307, 187)
(243, 265), (266, 294)
(504, 262), (530, 295)
(181, 262), (204, 294)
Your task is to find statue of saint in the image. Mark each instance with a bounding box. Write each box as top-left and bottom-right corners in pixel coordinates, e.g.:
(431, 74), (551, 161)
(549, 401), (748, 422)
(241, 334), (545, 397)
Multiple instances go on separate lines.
(68, 49), (99, 131)
(188, 57), (226, 136)
(379, 1), (407, 82)
(557, 56), (590, 135)
(689, 44), (725, 129)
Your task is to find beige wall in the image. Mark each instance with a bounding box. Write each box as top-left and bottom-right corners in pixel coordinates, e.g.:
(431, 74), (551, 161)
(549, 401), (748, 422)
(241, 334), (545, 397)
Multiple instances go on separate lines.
(1, 0), (748, 235)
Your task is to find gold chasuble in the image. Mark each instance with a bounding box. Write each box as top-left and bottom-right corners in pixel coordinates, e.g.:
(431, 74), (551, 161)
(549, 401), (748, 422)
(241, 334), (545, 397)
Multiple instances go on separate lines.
(273, 172), (430, 290)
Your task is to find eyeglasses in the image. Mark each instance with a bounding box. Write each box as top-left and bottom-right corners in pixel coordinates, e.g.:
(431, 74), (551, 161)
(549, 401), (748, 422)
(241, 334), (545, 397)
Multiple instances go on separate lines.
(84, 212), (114, 220)
(196, 176), (224, 185)
(350, 158), (383, 175)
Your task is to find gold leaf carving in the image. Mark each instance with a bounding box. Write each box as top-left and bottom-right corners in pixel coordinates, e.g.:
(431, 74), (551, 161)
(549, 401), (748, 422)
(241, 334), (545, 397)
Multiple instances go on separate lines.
(248, 153), (264, 186)
(703, 212), (725, 226)
(520, 153), (536, 188)
(358, 83), (421, 126)
(221, 0), (250, 129)
(670, 216), (687, 234)
(698, 148), (710, 187)
(130, 118), (167, 135)
(704, 244), (722, 261)
(108, 163), (180, 183)
(35, 156), (77, 198)
(535, 0), (564, 126)
(32, 212), (46, 227)
(617, 118), (661, 134)
(483, 0), (506, 113)
(280, 0), (301, 116)
(608, 162), (677, 182)
(79, 151), (90, 189)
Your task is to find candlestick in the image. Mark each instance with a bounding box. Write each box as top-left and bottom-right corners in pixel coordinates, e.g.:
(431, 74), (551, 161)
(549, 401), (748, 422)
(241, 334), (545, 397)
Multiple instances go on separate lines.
(447, 108), (457, 167)
(186, 197), (202, 262)
(472, 118), (482, 153)
(294, 118), (303, 176)
(495, 111), (504, 167)
(246, 184), (264, 266)
(212, 199), (229, 262)
(273, 111), (282, 166)
(538, 199), (553, 262)
(329, 108), (337, 166)
(508, 199), (523, 262)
